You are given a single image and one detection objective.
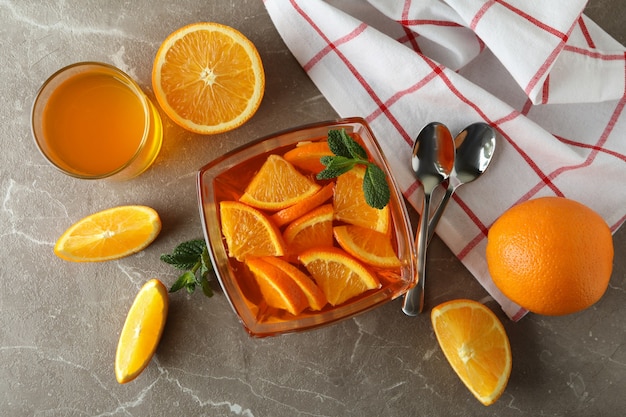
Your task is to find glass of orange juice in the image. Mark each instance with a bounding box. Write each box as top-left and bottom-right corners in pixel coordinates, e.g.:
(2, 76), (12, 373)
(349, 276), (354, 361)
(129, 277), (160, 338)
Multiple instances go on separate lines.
(31, 62), (163, 180)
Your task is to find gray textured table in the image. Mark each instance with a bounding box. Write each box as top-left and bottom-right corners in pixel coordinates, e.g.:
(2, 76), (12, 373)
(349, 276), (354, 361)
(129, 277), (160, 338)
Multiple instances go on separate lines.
(1, 1), (624, 416)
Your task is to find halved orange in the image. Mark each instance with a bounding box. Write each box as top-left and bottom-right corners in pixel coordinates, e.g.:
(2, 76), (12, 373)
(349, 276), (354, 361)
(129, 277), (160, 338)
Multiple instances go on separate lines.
(54, 205), (161, 262)
(240, 155), (321, 211)
(283, 140), (333, 173)
(152, 22), (265, 134)
(334, 166), (390, 233)
(431, 299), (512, 406)
(271, 183), (334, 228)
(260, 256), (327, 311)
(283, 204), (334, 255)
(115, 279), (168, 384)
(220, 201), (285, 261)
(299, 247), (381, 306)
(333, 225), (401, 268)
(245, 257), (308, 315)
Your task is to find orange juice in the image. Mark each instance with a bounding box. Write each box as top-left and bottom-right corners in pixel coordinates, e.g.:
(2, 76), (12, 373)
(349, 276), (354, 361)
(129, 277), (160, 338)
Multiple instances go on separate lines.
(32, 62), (162, 179)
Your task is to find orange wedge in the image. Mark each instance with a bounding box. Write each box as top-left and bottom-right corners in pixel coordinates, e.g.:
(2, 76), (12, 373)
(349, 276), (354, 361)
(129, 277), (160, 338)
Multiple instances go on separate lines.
(152, 22), (265, 134)
(260, 256), (327, 311)
(115, 279), (168, 384)
(239, 155), (321, 211)
(431, 299), (512, 406)
(54, 205), (161, 262)
(283, 140), (333, 173)
(271, 183), (334, 228)
(220, 201), (285, 261)
(334, 166), (390, 233)
(283, 204), (334, 255)
(245, 257), (308, 315)
(333, 225), (401, 268)
(299, 247), (381, 306)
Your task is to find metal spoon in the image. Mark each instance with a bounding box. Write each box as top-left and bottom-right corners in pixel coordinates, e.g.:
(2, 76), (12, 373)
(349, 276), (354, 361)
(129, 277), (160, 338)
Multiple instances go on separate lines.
(402, 122), (455, 316)
(427, 122), (497, 242)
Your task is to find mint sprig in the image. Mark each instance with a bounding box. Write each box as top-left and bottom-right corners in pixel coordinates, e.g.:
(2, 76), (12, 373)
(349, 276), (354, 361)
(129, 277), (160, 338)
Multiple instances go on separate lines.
(316, 129), (390, 209)
(161, 239), (214, 297)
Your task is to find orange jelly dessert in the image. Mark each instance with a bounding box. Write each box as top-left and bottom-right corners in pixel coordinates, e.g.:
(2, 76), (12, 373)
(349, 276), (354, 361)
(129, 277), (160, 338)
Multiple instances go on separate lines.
(216, 135), (403, 318)
(198, 119), (416, 336)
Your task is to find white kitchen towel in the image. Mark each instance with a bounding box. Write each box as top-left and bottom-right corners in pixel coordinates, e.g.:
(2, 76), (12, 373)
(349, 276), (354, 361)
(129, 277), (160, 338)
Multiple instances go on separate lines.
(264, 0), (626, 320)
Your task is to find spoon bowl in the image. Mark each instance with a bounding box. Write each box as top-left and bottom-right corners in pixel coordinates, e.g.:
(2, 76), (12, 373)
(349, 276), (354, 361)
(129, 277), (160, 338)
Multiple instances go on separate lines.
(402, 122), (455, 316)
(428, 122), (496, 241)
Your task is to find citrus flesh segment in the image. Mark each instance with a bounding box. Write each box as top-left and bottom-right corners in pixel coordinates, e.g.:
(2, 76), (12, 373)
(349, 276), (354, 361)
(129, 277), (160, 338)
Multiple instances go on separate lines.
(283, 204), (334, 255)
(299, 247), (381, 306)
(219, 201), (285, 261)
(152, 22), (265, 134)
(239, 154), (321, 211)
(271, 183), (334, 228)
(260, 256), (327, 311)
(283, 141), (333, 173)
(54, 205), (161, 262)
(333, 166), (390, 233)
(115, 279), (169, 384)
(333, 225), (401, 268)
(245, 257), (308, 315)
(431, 299), (512, 406)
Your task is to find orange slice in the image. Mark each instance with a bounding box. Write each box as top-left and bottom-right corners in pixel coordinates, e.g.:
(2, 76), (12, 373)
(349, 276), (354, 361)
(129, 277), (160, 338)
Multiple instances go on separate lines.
(239, 155), (321, 211)
(283, 140), (333, 173)
(283, 204), (334, 255)
(299, 247), (381, 306)
(115, 279), (168, 384)
(245, 257), (308, 315)
(334, 166), (390, 233)
(54, 205), (161, 262)
(260, 256), (327, 311)
(431, 299), (512, 406)
(271, 183), (334, 228)
(152, 22), (265, 134)
(220, 201), (285, 261)
(333, 225), (401, 268)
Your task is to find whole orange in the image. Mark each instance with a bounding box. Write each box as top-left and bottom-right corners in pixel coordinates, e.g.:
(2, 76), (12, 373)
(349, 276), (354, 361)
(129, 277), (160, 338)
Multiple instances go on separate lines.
(486, 197), (613, 316)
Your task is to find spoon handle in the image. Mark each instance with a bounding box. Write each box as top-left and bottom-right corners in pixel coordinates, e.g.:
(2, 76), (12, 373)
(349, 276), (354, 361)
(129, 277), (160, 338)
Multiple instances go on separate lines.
(427, 184), (454, 243)
(402, 192), (432, 316)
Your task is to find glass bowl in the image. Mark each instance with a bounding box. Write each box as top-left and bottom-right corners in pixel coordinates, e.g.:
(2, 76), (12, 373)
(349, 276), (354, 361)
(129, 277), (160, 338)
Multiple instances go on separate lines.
(197, 117), (416, 337)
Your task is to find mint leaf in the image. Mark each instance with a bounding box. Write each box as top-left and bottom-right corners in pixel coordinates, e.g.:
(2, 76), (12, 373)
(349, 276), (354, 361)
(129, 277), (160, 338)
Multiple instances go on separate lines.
(200, 247), (211, 277)
(363, 164), (390, 209)
(319, 129), (391, 209)
(316, 155), (355, 180)
(170, 271), (197, 293)
(160, 239), (205, 270)
(161, 239), (214, 297)
(340, 129), (368, 160)
(199, 246), (214, 297)
(200, 273), (214, 297)
(327, 129), (352, 158)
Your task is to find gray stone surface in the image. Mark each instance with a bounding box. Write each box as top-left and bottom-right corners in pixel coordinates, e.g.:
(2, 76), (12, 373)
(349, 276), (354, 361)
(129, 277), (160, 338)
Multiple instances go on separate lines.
(1, 1), (624, 416)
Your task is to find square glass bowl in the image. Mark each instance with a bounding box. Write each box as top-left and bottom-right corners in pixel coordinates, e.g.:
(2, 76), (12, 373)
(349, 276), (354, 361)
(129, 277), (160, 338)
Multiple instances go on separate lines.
(197, 117), (416, 336)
